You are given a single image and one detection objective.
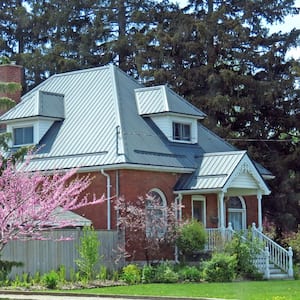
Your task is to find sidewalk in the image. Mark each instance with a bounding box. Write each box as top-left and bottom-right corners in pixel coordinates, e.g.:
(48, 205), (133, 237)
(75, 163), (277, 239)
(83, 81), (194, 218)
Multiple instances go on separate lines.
(0, 291), (228, 300)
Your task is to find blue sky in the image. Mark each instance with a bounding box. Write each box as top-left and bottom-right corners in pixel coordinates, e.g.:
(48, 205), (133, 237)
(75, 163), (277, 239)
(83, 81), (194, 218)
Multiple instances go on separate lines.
(172, 0), (300, 59)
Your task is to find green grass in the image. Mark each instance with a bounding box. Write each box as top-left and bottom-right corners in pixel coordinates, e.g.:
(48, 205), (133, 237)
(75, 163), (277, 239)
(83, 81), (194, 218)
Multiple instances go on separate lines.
(66, 280), (300, 300)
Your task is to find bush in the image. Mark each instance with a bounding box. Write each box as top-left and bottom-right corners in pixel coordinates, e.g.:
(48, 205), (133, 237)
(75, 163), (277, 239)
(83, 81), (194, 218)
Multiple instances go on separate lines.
(76, 226), (101, 281)
(178, 265), (202, 282)
(203, 253), (237, 282)
(225, 233), (262, 279)
(154, 262), (178, 283)
(42, 270), (59, 289)
(121, 264), (141, 284)
(141, 264), (155, 283)
(176, 220), (206, 261)
(0, 258), (23, 285)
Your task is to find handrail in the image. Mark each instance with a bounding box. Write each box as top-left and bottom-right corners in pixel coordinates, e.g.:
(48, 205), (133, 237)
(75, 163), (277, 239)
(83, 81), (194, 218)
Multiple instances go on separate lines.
(251, 223), (293, 278)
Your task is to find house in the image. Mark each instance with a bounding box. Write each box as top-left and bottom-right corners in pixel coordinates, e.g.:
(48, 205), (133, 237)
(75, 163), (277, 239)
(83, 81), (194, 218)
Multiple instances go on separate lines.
(0, 64), (293, 278)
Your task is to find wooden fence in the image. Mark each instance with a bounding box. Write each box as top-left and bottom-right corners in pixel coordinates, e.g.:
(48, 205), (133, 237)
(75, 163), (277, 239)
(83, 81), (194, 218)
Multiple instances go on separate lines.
(1, 229), (125, 279)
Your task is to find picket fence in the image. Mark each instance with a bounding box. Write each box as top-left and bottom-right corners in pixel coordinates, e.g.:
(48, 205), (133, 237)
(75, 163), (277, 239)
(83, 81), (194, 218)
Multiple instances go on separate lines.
(1, 229), (125, 279)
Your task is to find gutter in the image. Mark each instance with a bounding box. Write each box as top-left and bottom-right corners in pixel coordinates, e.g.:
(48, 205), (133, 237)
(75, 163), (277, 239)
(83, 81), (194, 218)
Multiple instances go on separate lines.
(174, 193), (182, 263)
(101, 169), (111, 230)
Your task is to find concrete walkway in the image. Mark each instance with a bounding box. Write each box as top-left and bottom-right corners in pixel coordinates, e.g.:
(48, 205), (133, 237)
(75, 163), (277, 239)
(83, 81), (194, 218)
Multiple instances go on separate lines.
(0, 291), (228, 300)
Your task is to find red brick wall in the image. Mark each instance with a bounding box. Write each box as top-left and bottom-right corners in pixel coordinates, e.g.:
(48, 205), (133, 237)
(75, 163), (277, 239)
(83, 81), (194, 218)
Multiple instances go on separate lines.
(0, 64), (24, 104)
(181, 194), (218, 228)
(118, 169), (179, 261)
(244, 195), (258, 227)
(73, 170), (118, 230)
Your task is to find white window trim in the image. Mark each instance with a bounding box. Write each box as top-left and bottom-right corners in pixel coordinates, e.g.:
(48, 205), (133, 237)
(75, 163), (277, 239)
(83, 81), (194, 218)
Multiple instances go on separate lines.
(172, 121), (192, 143)
(226, 196), (246, 230)
(192, 195), (206, 226)
(146, 188), (167, 238)
(12, 124), (35, 147)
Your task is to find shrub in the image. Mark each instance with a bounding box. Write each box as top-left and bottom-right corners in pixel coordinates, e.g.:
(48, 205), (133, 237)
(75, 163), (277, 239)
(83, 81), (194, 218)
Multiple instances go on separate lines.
(203, 253), (237, 282)
(0, 258), (23, 285)
(42, 270), (59, 289)
(178, 265), (202, 282)
(225, 233), (262, 279)
(121, 264), (141, 284)
(141, 264), (155, 283)
(76, 226), (101, 281)
(154, 262), (178, 283)
(176, 220), (206, 261)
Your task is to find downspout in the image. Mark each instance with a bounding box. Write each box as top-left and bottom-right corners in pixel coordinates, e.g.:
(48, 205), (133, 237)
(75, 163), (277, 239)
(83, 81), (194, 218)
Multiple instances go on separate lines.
(101, 169), (111, 230)
(174, 193), (182, 263)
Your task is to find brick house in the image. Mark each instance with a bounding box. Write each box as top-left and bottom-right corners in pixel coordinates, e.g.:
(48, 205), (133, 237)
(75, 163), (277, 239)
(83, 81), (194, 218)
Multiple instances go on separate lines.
(1, 64), (287, 269)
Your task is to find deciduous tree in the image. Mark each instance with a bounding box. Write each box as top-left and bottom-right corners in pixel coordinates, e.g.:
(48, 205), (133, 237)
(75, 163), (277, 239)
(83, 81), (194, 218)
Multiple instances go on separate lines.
(0, 155), (104, 252)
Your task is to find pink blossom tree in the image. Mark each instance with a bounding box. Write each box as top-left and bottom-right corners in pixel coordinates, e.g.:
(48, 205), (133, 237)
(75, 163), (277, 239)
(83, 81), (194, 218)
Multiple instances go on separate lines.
(115, 194), (181, 263)
(0, 157), (104, 252)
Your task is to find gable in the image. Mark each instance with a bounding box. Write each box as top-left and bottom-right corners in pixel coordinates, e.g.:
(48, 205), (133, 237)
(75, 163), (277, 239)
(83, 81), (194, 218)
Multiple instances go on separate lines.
(175, 151), (270, 195)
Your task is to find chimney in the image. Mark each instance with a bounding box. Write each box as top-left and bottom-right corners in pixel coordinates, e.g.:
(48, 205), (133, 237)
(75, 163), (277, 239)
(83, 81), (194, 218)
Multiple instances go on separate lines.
(0, 63), (24, 105)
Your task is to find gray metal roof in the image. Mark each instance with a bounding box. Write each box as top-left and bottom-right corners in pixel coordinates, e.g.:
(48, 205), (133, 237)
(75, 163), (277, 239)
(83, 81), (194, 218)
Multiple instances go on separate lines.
(1, 91), (64, 120)
(0, 65), (271, 188)
(135, 85), (206, 118)
(175, 151), (270, 194)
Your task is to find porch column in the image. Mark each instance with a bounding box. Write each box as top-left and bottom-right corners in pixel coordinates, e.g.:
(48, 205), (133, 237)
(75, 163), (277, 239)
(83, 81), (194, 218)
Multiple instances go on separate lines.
(257, 191), (262, 232)
(218, 192), (225, 230)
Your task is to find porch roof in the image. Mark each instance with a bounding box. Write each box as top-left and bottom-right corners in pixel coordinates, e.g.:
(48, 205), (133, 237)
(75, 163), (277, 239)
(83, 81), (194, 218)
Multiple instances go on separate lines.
(174, 151), (271, 195)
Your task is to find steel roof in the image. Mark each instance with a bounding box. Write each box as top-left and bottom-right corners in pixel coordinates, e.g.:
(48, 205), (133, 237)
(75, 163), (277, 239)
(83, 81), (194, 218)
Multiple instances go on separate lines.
(0, 65), (271, 187)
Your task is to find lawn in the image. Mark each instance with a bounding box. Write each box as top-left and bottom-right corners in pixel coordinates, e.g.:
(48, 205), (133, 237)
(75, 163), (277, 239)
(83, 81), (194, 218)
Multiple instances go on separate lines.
(66, 280), (300, 300)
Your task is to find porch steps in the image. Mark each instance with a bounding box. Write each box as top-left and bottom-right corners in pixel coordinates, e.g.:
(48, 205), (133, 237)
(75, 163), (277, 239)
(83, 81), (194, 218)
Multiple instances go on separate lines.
(268, 264), (290, 280)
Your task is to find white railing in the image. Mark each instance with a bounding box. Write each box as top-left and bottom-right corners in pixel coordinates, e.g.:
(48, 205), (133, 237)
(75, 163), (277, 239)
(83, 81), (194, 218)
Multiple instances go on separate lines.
(205, 223), (293, 279)
(205, 223), (234, 251)
(251, 223), (293, 278)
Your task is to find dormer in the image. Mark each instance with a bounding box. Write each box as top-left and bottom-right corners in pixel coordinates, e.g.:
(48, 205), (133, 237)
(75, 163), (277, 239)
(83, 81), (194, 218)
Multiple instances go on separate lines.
(135, 85), (206, 144)
(0, 90), (65, 147)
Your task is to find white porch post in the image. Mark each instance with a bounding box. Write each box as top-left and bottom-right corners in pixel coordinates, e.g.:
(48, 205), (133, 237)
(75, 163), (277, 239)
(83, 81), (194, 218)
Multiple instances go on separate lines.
(218, 192), (225, 231)
(257, 191), (263, 232)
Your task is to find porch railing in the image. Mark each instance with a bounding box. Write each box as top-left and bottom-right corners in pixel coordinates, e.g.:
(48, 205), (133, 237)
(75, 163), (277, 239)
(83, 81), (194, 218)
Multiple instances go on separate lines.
(205, 224), (234, 251)
(251, 223), (293, 278)
(205, 223), (293, 279)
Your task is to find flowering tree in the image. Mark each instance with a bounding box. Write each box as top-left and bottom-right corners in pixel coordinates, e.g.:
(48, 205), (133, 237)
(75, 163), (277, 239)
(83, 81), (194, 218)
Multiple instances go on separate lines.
(0, 157), (104, 252)
(115, 194), (181, 263)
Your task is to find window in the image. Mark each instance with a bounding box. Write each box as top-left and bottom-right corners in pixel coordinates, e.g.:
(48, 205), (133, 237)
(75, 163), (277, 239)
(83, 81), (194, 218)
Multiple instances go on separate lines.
(13, 126), (34, 145)
(146, 189), (167, 238)
(227, 196), (246, 231)
(172, 122), (191, 141)
(192, 195), (206, 226)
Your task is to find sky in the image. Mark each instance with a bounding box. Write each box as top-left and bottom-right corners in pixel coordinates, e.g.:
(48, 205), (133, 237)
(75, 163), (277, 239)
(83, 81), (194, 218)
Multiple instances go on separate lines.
(172, 0), (300, 59)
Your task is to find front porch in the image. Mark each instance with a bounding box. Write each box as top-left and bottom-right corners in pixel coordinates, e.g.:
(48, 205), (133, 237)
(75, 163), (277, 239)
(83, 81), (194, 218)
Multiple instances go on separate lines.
(205, 222), (294, 280)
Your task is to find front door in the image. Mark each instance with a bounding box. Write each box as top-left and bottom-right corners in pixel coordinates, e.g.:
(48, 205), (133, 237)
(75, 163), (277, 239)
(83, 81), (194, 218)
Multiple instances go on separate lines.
(227, 196), (246, 231)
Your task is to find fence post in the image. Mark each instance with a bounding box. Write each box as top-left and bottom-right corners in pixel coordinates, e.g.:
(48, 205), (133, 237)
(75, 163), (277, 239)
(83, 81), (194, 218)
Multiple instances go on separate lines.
(264, 246), (270, 279)
(288, 247), (294, 278)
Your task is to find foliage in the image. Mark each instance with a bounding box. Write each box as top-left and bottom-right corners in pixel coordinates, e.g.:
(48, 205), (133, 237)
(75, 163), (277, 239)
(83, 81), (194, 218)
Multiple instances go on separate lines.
(0, 258), (23, 284)
(225, 233), (262, 279)
(203, 253), (237, 282)
(141, 264), (155, 283)
(42, 270), (59, 289)
(0, 154), (104, 252)
(76, 226), (101, 281)
(177, 265), (202, 282)
(282, 230), (300, 263)
(116, 194), (179, 263)
(153, 262), (178, 283)
(121, 264), (141, 284)
(176, 220), (206, 259)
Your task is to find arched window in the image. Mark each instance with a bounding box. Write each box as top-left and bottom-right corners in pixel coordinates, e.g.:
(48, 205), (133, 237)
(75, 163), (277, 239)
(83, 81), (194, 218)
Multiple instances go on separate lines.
(227, 196), (246, 231)
(146, 189), (167, 238)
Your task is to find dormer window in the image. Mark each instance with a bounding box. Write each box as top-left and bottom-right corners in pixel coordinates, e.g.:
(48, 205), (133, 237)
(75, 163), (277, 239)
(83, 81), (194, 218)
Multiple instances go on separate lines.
(173, 122), (191, 141)
(13, 126), (34, 146)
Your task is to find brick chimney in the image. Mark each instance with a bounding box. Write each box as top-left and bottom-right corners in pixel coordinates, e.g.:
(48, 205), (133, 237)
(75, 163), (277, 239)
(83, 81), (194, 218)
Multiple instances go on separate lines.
(0, 63), (24, 104)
